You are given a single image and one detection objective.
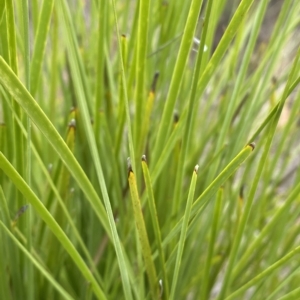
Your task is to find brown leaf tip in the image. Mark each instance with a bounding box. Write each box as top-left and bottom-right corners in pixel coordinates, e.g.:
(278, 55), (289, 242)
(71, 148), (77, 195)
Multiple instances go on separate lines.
(249, 142), (255, 151)
(174, 111), (179, 123)
(240, 185), (244, 198)
(159, 279), (163, 297)
(127, 157), (133, 173)
(121, 34), (126, 38)
(141, 155), (147, 162)
(68, 119), (76, 128)
(194, 164), (199, 174)
(151, 71), (160, 93)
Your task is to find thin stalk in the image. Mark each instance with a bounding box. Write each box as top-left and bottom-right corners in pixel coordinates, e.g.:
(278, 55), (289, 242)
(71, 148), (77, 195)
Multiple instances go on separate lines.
(128, 158), (159, 299)
(170, 165), (198, 300)
(0, 56), (111, 237)
(160, 143), (255, 252)
(152, 0), (205, 164)
(225, 244), (300, 300)
(5, 0), (24, 211)
(134, 0), (150, 156)
(94, 0), (107, 145)
(115, 35), (128, 157)
(57, 1), (134, 298)
(204, 0), (268, 186)
(141, 155), (169, 299)
(110, 0), (136, 174)
(21, 0), (33, 299)
(30, 0), (54, 97)
(217, 47), (300, 300)
(172, 0), (211, 222)
(200, 187), (223, 300)
(232, 166), (300, 281)
(0, 152), (106, 300)
(0, 220), (74, 300)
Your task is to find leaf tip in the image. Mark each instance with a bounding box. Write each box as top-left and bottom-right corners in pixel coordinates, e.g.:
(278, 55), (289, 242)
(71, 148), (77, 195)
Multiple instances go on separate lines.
(240, 185), (244, 199)
(127, 157), (133, 174)
(248, 142), (255, 151)
(151, 71), (160, 93)
(174, 111), (179, 123)
(159, 279), (163, 298)
(68, 118), (76, 128)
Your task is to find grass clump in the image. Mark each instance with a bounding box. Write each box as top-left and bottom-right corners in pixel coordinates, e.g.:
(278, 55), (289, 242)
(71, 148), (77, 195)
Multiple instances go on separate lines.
(0, 0), (300, 299)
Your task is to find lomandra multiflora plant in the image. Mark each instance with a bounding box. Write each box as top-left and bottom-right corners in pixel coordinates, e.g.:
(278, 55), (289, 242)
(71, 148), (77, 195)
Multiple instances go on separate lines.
(0, 0), (299, 299)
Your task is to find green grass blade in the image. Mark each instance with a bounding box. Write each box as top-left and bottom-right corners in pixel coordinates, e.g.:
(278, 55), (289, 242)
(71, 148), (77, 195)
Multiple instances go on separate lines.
(232, 165), (300, 281)
(0, 56), (111, 237)
(205, 0), (268, 185)
(94, 0), (107, 145)
(225, 244), (300, 300)
(56, 1), (134, 298)
(247, 76), (300, 143)
(20, 0), (33, 298)
(170, 165), (198, 299)
(218, 46), (300, 300)
(276, 287), (300, 300)
(197, 0), (254, 93)
(128, 158), (159, 299)
(200, 187), (223, 299)
(0, 220), (74, 300)
(162, 143), (255, 249)
(0, 152), (106, 299)
(152, 0), (205, 163)
(5, 0), (24, 212)
(0, 1), (299, 298)
(141, 155), (169, 299)
(265, 265), (300, 300)
(30, 0), (54, 97)
(134, 0), (150, 154)
(171, 0), (208, 220)
(111, 0), (136, 175)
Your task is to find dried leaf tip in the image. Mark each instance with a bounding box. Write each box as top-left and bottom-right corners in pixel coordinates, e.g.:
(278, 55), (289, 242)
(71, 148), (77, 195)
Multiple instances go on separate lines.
(121, 34), (126, 38)
(194, 164), (199, 174)
(248, 142), (256, 151)
(159, 279), (163, 298)
(14, 204), (29, 221)
(239, 185), (244, 198)
(151, 71), (160, 93)
(127, 157), (133, 173)
(174, 111), (179, 123)
(68, 118), (76, 128)
(141, 154), (147, 162)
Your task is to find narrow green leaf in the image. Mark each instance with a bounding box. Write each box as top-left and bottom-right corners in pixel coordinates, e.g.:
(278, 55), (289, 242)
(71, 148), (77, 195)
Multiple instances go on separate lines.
(218, 47), (300, 300)
(200, 187), (223, 299)
(128, 158), (159, 299)
(20, 0), (33, 298)
(0, 220), (74, 300)
(56, 1), (134, 298)
(152, 0), (205, 163)
(0, 56), (111, 240)
(141, 155), (169, 299)
(134, 0), (150, 154)
(162, 143), (255, 249)
(170, 164), (199, 299)
(30, 0), (54, 97)
(0, 152), (106, 299)
(225, 244), (300, 300)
